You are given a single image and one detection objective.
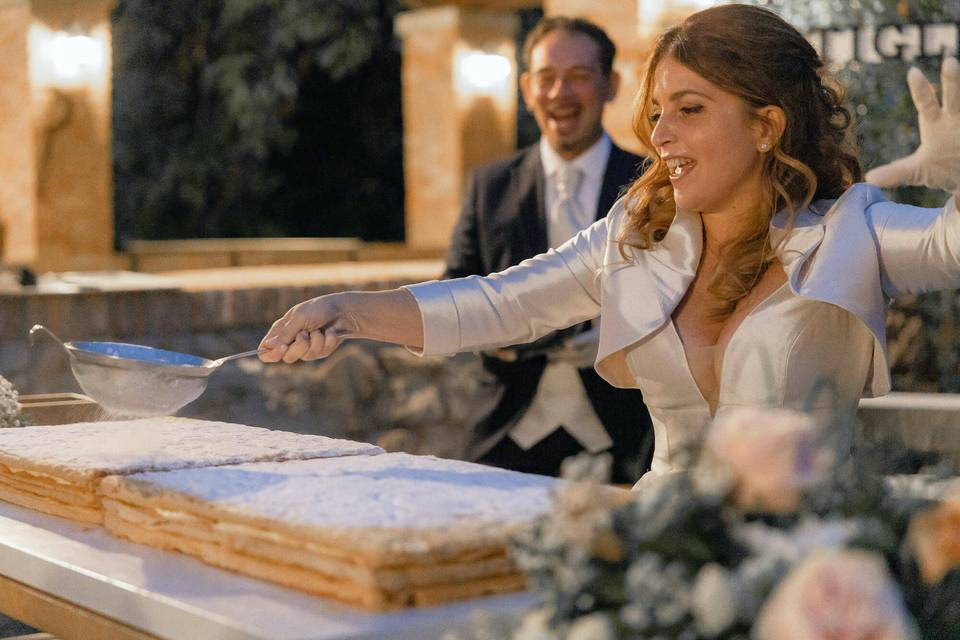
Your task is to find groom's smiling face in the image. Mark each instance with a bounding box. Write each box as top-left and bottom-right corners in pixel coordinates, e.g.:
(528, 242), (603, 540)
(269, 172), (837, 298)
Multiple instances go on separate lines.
(521, 29), (618, 160)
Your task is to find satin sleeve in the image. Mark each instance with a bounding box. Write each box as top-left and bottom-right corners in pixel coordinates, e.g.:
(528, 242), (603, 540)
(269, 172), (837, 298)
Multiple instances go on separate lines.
(868, 195), (960, 297)
(404, 215), (610, 356)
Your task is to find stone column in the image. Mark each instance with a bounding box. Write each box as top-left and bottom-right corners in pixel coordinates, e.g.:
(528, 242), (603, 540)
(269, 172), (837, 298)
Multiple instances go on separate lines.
(0, 0), (120, 273)
(0, 1), (38, 267)
(30, 0), (119, 271)
(396, 6), (519, 251)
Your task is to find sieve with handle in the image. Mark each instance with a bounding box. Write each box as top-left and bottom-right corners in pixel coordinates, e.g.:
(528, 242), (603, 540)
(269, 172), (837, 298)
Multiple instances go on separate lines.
(29, 324), (266, 417)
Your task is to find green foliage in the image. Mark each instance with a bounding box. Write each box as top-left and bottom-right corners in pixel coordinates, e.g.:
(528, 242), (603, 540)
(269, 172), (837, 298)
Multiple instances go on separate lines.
(112, 0), (404, 243)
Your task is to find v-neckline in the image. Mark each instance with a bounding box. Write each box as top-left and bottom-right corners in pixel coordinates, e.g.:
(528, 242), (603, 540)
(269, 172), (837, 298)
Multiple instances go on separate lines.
(670, 280), (789, 416)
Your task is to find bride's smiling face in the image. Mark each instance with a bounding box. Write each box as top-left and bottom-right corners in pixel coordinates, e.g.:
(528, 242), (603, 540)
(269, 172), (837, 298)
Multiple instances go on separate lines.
(649, 56), (769, 217)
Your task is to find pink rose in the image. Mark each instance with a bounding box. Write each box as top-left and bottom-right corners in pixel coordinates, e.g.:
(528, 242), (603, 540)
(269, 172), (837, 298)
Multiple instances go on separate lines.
(703, 407), (833, 513)
(756, 549), (917, 640)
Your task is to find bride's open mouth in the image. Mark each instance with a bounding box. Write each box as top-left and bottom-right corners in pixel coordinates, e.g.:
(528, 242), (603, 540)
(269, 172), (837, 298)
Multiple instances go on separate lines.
(665, 157), (695, 181)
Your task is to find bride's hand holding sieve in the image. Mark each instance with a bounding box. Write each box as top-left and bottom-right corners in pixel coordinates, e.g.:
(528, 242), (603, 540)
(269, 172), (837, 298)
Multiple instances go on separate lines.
(258, 295), (344, 363)
(259, 289), (424, 364)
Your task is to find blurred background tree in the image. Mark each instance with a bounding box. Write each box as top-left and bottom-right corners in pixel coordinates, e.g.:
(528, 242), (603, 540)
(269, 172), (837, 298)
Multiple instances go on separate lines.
(111, 0), (404, 245)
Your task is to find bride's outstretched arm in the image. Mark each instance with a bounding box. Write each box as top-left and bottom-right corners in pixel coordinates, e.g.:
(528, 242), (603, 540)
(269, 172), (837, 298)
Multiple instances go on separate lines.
(259, 210), (612, 364)
(865, 56), (960, 204)
(258, 289), (423, 363)
(863, 57), (960, 296)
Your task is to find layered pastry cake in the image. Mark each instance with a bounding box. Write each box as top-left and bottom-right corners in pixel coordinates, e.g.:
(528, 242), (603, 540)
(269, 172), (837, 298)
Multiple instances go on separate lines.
(100, 452), (557, 609)
(0, 418), (382, 523)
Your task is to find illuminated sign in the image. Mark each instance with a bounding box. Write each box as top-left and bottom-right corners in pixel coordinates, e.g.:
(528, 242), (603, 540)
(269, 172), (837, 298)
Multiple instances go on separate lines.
(807, 22), (959, 64)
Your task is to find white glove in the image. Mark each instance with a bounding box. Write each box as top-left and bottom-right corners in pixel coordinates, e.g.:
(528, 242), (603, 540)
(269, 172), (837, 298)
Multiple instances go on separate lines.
(548, 325), (600, 369)
(865, 57), (960, 195)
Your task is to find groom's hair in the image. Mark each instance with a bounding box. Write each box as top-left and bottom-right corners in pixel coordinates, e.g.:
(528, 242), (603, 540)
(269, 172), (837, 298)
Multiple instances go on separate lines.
(522, 16), (617, 79)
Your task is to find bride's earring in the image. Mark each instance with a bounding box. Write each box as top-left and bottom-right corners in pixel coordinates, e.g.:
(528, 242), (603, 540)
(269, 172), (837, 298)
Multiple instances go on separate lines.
(758, 141), (770, 152)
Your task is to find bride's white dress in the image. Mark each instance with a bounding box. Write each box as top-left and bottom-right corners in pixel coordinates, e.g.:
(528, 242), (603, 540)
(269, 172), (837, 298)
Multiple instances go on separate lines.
(623, 282), (873, 477)
(406, 184), (960, 481)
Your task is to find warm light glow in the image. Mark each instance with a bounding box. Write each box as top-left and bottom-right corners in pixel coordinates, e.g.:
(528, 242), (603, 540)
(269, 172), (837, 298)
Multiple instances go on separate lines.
(29, 23), (109, 88)
(455, 50), (512, 95)
(638, 0), (717, 37)
(51, 33), (105, 79)
(639, 0), (664, 25)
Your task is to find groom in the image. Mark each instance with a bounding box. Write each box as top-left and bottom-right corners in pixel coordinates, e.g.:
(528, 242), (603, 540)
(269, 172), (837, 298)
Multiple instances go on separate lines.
(444, 17), (653, 483)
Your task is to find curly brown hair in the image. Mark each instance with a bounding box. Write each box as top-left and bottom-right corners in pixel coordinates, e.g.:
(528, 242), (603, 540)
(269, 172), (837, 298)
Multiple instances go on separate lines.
(621, 4), (862, 318)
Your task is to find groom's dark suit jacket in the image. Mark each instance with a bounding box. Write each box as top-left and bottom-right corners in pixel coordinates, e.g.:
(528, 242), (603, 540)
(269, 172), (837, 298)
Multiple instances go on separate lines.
(444, 141), (654, 483)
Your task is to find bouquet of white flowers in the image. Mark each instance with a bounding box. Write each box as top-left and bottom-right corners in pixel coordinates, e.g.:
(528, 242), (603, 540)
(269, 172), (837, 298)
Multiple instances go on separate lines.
(507, 408), (959, 640)
(0, 375), (25, 429)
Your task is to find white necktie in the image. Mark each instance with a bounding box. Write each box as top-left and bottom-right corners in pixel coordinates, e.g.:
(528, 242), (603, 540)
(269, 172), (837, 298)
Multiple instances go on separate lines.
(551, 164), (586, 248)
(509, 162), (611, 454)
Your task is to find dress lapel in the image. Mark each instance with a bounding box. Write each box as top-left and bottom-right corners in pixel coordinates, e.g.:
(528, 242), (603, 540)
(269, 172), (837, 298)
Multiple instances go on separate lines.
(774, 184), (889, 347)
(595, 204), (701, 386)
(771, 184), (892, 395)
(771, 203), (826, 290)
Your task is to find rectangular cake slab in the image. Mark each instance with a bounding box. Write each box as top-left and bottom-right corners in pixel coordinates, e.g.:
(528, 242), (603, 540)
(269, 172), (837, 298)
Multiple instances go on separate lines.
(0, 499), (534, 639)
(101, 452), (558, 608)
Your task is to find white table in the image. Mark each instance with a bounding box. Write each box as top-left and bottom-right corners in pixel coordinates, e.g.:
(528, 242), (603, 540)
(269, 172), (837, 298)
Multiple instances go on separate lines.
(0, 501), (533, 640)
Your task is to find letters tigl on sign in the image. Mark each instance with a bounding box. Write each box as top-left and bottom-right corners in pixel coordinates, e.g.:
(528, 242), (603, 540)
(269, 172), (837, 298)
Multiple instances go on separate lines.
(807, 22), (958, 64)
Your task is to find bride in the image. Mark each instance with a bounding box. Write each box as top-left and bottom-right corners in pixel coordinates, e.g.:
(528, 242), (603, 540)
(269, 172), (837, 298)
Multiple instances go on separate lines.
(258, 4), (960, 485)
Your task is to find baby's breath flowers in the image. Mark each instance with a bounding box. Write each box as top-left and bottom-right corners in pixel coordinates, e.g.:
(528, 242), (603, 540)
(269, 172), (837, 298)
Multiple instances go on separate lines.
(0, 375), (24, 429)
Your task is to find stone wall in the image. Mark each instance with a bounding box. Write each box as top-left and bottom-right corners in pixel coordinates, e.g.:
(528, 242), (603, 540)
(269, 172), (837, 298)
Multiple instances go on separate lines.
(1, 261), (493, 457)
(1, 260), (954, 461)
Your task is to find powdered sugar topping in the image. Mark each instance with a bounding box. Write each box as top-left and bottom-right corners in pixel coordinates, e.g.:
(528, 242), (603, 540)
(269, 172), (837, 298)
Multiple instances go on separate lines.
(0, 417), (382, 478)
(129, 452), (556, 529)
